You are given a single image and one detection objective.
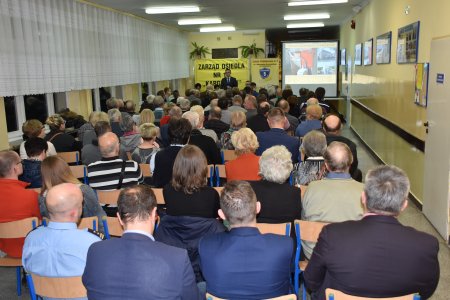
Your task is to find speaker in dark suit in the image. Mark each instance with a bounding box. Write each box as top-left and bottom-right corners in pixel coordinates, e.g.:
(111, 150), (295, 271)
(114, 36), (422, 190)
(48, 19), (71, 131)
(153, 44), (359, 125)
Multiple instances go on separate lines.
(220, 68), (238, 89)
(82, 185), (201, 300)
(199, 181), (293, 299)
(304, 165), (439, 300)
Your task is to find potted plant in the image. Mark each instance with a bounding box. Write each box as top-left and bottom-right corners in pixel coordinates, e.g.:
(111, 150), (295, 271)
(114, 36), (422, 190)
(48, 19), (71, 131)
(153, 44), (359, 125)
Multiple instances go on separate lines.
(189, 42), (211, 59)
(239, 43), (265, 58)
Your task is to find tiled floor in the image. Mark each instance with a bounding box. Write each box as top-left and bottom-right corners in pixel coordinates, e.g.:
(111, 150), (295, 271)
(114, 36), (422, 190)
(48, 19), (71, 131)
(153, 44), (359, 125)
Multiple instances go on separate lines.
(0, 128), (448, 299)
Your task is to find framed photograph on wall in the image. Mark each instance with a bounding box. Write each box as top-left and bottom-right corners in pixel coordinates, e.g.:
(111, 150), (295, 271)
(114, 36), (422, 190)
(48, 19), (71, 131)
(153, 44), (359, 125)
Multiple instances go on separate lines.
(340, 48), (346, 66)
(376, 31), (392, 64)
(397, 21), (420, 64)
(354, 43), (362, 66)
(414, 62), (429, 107)
(364, 39), (373, 65)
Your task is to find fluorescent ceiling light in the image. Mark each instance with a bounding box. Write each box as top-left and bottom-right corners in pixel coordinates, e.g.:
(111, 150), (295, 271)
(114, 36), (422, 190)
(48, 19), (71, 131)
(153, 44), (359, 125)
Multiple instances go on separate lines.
(145, 6), (200, 14)
(289, 0), (347, 6)
(178, 18), (222, 25)
(284, 13), (330, 20)
(287, 22), (325, 28)
(200, 26), (236, 32)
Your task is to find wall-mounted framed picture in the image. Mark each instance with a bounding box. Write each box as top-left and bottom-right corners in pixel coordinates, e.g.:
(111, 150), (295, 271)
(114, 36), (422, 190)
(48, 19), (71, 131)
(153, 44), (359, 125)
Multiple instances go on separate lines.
(376, 31), (392, 64)
(340, 48), (346, 66)
(354, 43), (362, 66)
(364, 39), (373, 65)
(397, 21), (420, 64)
(414, 62), (429, 107)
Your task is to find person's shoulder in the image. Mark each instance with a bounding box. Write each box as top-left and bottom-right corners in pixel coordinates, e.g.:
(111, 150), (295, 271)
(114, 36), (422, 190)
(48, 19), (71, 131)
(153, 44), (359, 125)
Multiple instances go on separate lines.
(74, 228), (104, 242)
(400, 223), (439, 248)
(153, 240), (191, 258)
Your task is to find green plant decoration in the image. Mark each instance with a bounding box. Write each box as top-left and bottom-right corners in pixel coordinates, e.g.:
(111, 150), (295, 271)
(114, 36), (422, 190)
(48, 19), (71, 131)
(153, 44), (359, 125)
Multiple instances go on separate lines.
(189, 42), (211, 59)
(239, 43), (265, 58)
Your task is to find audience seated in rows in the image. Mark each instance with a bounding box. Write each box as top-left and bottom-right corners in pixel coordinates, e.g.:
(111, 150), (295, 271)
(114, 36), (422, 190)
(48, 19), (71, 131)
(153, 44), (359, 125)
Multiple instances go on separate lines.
(225, 128), (260, 181)
(38, 156), (106, 232)
(83, 186), (201, 299)
(247, 101), (270, 133)
(190, 105), (218, 143)
(137, 108), (155, 126)
(119, 115), (141, 153)
(78, 111), (108, 145)
(19, 137), (47, 188)
(295, 104), (323, 138)
(302, 141), (364, 259)
(228, 95), (247, 114)
(220, 111), (246, 150)
(45, 114), (81, 152)
(243, 94), (257, 119)
(218, 97), (231, 125)
(20, 119), (57, 159)
(304, 165), (439, 300)
(131, 123), (160, 164)
(250, 145), (302, 224)
(0, 150), (41, 258)
(199, 180), (293, 299)
(23, 183), (103, 300)
(107, 108), (124, 137)
(278, 99), (299, 134)
(160, 106), (182, 147)
(204, 106), (229, 138)
(292, 130), (327, 187)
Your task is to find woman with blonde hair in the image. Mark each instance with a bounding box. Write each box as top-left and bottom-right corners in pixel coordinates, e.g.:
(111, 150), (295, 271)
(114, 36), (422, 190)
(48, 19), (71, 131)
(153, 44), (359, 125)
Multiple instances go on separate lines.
(20, 119), (57, 159)
(39, 156), (106, 231)
(139, 109), (155, 125)
(163, 145), (219, 218)
(44, 114), (81, 152)
(225, 128), (261, 181)
(220, 111), (247, 149)
(131, 123), (160, 164)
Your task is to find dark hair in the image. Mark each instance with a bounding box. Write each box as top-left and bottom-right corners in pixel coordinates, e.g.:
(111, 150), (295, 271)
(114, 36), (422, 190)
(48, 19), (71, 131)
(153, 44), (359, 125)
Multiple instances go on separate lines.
(220, 181), (257, 225)
(299, 88), (309, 96)
(218, 97), (229, 110)
(168, 118), (192, 144)
(256, 94), (267, 104)
(118, 185), (157, 224)
(307, 91), (315, 99)
(171, 145), (207, 194)
(25, 137), (48, 157)
(194, 83), (201, 89)
(94, 121), (112, 138)
(282, 89), (293, 100)
(156, 90), (165, 97)
(267, 107), (285, 123)
(315, 87), (326, 101)
(257, 101), (271, 115)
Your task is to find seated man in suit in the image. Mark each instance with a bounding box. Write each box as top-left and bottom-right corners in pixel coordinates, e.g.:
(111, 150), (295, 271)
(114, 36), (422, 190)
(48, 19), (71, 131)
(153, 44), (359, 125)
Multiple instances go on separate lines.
(304, 165), (440, 300)
(220, 68), (238, 90)
(83, 185), (201, 300)
(23, 183), (102, 300)
(255, 107), (300, 163)
(199, 181), (293, 299)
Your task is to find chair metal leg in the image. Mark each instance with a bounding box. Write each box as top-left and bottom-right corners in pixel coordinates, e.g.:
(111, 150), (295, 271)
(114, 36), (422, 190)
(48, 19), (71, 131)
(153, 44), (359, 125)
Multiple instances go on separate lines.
(26, 273), (37, 300)
(16, 266), (21, 296)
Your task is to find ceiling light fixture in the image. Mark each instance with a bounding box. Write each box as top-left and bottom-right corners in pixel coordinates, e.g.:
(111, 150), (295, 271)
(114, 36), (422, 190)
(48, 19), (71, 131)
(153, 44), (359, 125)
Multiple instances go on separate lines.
(178, 18), (222, 25)
(200, 26), (236, 32)
(284, 13), (330, 20)
(288, 0), (347, 6)
(145, 6), (200, 14)
(287, 22), (325, 28)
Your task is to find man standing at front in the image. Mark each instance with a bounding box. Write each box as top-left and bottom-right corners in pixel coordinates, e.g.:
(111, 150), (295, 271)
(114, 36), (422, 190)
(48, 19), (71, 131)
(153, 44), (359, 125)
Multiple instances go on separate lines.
(22, 183), (102, 296)
(220, 68), (238, 89)
(304, 165), (439, 300)
(83, 185), (200, 299)
(199, 181), (293, 299)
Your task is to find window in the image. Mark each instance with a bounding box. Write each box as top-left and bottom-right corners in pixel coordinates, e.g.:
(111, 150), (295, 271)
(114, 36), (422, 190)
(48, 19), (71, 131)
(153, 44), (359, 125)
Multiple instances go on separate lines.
(53, 92), (67, 113)
(4, 96), (18, 132)
(24, 94), (48, 123)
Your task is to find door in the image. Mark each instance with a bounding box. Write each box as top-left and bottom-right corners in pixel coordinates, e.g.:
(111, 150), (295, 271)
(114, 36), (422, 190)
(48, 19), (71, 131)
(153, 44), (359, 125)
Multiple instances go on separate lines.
(423, 35), (450, 242)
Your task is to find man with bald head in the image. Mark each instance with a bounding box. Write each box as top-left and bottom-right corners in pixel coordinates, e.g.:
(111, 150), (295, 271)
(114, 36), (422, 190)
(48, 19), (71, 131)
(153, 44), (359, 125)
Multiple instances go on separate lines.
(323, 114), (360, 181)
(87, 132), (143, 215)
(23, 183), (102, 291)
(301, 142), (364, 259)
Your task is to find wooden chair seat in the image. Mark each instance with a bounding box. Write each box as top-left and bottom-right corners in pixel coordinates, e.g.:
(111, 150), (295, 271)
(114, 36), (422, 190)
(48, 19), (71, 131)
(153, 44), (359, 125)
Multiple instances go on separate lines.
(27, 273), (86, 299)
(0, 257), (22, 267)
(152, 188), (165, 205)
(102, 216), (123, 238)
(57, 151), (80, 164)
(140, 163), (152, 177)
(256, 222), (291, 236)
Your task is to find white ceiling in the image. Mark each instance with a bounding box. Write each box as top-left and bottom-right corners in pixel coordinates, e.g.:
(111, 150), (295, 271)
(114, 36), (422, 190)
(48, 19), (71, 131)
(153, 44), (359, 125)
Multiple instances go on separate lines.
(85, 0), (369, 32)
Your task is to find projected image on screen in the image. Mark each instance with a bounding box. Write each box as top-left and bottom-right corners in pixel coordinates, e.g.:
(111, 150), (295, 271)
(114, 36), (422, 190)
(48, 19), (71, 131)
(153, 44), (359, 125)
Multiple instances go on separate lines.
(282, 41), (338, 97)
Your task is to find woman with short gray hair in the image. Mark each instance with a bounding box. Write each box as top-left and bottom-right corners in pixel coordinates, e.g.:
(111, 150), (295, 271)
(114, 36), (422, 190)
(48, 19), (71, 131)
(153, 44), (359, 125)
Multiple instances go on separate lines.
(249, 145), (302, 223)
(292, 130), (327, 187)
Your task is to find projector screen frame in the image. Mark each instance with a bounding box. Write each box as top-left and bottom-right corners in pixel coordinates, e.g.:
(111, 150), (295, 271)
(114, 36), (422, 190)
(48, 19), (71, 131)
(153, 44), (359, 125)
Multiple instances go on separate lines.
(281, 39), (339, 98)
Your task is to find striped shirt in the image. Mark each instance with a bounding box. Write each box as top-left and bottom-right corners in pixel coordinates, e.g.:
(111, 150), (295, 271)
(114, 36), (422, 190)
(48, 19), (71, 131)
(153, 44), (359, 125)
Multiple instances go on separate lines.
(87, 157), (143, 190)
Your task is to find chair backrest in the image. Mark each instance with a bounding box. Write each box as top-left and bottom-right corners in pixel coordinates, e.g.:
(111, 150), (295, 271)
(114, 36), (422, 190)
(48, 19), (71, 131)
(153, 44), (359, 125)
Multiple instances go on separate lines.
(57, 151), (79, 164)
(206, 293), (297, 300)
(213, 186), (224, 195)
(0, 217), (38, 238)
(215, 164), (226, 187)
(152, 188), (165, 205)
(140, 163), (152, 177)
(294, 219), (328, 243)
(69, 165), (88, 184)
(300, 184), (307, 199)
(27, 273), (86, 299)
(101, 216), (123, 239)
(126, 151), (132, 160)
(222, 149), (237, 162)
(256, 222), (291, 236)
(29, 188), (41, 194)
(96, 189), (121, 205)
(77, 216), (98, 231)
(208, 165), (214, 187)
(326, 289), (420, 300)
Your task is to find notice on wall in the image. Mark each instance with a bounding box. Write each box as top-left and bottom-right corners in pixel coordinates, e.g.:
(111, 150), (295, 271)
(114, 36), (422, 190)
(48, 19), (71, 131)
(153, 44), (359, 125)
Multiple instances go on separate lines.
(194, 59), (249, 90)
(250, 58), (280, 89)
